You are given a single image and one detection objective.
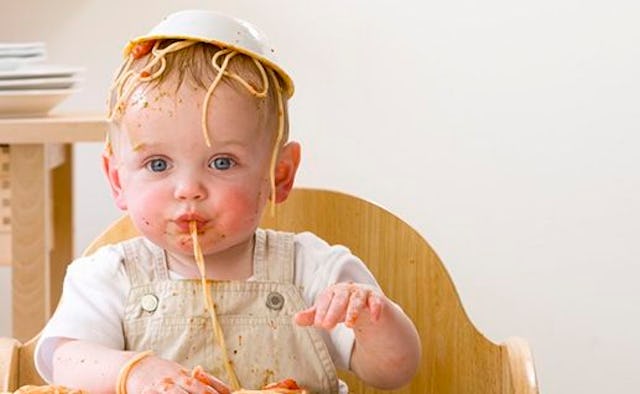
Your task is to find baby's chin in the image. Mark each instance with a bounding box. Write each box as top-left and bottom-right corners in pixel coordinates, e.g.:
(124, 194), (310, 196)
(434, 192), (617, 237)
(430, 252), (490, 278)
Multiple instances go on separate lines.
(136, 229), (194, 254)
(169, 233), (198, 254)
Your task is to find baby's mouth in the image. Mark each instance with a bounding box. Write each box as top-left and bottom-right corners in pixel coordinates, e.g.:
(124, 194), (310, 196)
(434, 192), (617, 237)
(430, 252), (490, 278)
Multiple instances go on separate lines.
(174, 214), (207, 233)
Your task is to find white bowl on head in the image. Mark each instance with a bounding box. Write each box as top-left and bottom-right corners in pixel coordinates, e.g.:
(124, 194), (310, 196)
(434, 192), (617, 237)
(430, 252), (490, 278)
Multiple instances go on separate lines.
(124, 9), (294, 98)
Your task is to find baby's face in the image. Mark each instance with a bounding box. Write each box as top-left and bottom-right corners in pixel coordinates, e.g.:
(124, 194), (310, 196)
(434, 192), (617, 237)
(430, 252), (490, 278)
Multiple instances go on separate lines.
(111, 79), (275, 258)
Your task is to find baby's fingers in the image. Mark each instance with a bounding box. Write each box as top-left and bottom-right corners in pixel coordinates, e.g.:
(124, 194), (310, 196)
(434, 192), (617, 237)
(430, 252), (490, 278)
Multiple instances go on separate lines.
(345, 287), (368, 328)
(192, 365), (231, 394)
(294, 306), (316, 326)
(312, 288), (340, 328)
(320, 286), (353, 329)
(367, 292), (384, 322)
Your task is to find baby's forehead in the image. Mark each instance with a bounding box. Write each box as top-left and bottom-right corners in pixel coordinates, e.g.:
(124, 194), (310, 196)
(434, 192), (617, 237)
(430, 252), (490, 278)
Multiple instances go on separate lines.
(128, 76), (263, 115)
(119, 82), (271, 139)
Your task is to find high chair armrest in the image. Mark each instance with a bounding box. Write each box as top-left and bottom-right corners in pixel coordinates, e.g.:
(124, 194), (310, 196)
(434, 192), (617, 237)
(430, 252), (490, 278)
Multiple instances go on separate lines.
(503, 337), (540, 394)
(0, 336), (20, 392)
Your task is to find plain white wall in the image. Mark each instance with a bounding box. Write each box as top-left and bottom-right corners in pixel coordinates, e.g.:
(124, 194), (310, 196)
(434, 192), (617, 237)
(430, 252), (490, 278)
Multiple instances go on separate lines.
(1, 1), (639, 392)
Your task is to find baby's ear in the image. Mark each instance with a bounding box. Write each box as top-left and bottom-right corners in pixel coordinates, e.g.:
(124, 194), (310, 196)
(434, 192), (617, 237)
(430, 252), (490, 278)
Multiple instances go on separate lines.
(102, 150), (127, 210)
(273, 142), (301, 203)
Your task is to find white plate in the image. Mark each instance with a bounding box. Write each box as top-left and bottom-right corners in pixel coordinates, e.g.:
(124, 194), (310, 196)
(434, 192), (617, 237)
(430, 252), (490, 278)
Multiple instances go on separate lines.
(0, 42), (45, 51)
(0, 46), (45, 55)
(0, 76), (80, 90)
(0, 64), (84, 80)
(0, 54), (47, 71)
(0, 50), (45, 58)
(0, 89), (77, 117)
(0, 59), (22, 71)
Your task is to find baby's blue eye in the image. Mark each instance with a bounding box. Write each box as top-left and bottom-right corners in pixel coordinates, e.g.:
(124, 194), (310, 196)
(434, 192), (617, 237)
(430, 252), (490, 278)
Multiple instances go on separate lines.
(147, 158), (168, 172)
(210, 157), (235, 170)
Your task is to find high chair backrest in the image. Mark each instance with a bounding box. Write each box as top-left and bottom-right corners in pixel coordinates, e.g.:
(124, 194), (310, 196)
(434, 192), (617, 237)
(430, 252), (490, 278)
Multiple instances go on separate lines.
(1, 188), (539, 393)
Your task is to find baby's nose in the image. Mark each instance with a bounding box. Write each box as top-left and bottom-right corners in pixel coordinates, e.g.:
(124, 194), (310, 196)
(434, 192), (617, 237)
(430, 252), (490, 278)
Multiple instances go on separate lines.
(174, 178), (207, 201)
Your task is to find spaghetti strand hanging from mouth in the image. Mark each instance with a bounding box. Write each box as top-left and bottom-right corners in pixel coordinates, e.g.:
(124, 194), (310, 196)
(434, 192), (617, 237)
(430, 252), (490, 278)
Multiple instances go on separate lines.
(189, 221), (241, 390)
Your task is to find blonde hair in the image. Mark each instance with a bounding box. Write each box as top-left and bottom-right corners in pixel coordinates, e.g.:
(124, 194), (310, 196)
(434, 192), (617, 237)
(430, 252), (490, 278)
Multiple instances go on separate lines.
(106, 40), (290, 208)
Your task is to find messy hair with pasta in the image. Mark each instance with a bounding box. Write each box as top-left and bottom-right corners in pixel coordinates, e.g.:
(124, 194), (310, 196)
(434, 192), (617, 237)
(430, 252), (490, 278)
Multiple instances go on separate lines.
(106, 39), (290, 207)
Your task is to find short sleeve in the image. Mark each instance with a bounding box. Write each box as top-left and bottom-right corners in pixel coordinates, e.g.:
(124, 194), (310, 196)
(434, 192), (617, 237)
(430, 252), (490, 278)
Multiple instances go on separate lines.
(293, 232), (381, 371)
(34, 245), (130, 383)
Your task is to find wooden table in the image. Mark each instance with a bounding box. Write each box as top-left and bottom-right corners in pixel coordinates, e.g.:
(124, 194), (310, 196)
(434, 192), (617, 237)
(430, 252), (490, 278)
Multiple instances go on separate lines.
(0, 113), (107, 342)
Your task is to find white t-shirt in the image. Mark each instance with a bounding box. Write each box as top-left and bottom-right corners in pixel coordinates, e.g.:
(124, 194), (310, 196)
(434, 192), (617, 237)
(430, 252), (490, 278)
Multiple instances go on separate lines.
(35, 231), (381, 384)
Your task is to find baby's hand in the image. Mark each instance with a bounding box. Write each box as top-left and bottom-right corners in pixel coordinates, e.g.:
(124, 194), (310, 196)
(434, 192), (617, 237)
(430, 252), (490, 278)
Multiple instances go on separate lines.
(127, 355), (230, 394)
(294, 282), (384, 329)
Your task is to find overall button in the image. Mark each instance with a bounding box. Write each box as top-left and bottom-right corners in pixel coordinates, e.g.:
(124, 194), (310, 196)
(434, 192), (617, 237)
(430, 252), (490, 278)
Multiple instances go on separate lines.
(141, 294), (159, 312)
(266, 291), (285, 311)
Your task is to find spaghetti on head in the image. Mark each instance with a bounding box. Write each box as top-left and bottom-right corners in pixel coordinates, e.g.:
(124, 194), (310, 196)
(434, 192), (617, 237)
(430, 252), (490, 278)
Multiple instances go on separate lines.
(106, 17), (292, 211)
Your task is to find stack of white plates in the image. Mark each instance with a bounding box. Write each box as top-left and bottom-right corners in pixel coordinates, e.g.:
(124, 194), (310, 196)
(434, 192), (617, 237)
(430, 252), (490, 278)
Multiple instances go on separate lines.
(0, 42), (84, 118)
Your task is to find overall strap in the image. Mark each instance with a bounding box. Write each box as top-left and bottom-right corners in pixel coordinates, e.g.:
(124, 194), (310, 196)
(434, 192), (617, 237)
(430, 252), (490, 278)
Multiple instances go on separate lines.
(264, 229), (295, 284)
(121, 237), (169, 286)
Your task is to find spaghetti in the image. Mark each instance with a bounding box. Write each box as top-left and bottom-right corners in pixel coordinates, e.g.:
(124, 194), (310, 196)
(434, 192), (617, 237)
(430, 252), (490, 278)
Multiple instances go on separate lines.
(189, 221), (241, 390)
(115, 350), (154, 394)
(232, 378), (308, 394)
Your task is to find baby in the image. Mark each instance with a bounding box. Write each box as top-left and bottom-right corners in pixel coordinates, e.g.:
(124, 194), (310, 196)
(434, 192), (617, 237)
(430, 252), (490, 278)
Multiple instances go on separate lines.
(34, 10), (421, 394)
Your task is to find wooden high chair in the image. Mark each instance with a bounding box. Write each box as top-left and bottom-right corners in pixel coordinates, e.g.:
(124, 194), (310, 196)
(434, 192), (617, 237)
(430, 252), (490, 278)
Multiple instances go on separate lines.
(0, 188), (539, 393)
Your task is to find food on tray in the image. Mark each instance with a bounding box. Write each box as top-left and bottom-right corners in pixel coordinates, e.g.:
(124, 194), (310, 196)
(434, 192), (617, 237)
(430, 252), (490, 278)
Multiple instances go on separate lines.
(9, 385), (86, 394)
(232, 378), (308, 393)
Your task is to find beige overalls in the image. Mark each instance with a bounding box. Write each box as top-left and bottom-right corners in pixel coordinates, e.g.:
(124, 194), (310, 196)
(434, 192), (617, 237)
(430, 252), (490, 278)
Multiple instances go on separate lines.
(120, 229), (340, 393)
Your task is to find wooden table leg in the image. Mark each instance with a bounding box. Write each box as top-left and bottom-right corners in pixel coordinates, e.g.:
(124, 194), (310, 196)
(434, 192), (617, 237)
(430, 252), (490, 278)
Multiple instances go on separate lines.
(49, 144), (73, 311)
(10, 144), (51, 342)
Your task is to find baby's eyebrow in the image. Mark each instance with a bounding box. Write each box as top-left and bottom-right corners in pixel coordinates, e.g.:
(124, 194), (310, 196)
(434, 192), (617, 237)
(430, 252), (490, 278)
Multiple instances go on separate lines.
(131, 141), (146, 152)
(128, 140), (160, 155)
(212, 139), (251, 148)
(128, 139), (164, 152)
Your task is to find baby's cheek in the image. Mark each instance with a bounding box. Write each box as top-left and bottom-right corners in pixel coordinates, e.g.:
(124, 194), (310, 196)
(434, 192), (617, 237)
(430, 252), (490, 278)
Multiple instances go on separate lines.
(130, 189), (165, 220)
(225, 189), (265, 221)
(140, 193), (163, 210)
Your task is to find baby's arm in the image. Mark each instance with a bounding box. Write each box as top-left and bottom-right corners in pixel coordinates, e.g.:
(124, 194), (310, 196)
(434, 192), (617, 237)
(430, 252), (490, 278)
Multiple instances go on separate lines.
(294, 283), (421, 389)
(51, 339), (230, 393)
